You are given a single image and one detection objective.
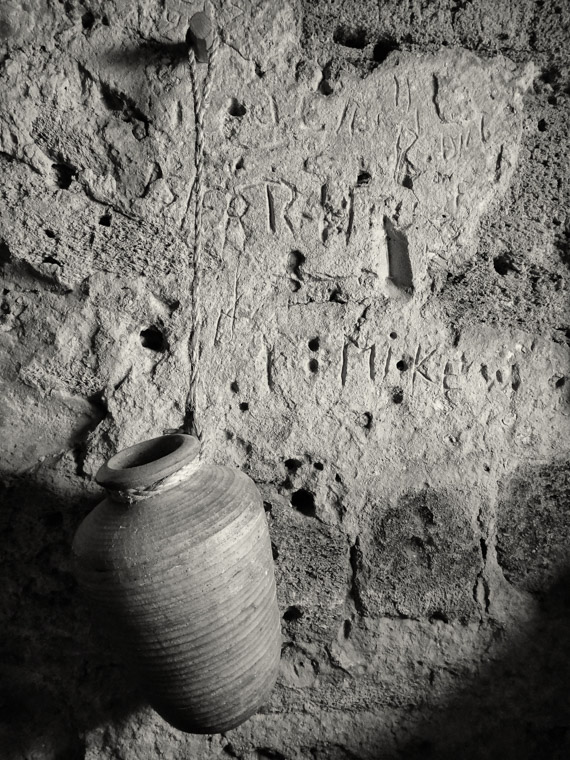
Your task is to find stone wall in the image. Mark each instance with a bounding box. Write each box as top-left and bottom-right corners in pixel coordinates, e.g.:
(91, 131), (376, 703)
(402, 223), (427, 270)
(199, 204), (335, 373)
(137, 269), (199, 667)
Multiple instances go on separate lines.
(1, 0), (569, 758)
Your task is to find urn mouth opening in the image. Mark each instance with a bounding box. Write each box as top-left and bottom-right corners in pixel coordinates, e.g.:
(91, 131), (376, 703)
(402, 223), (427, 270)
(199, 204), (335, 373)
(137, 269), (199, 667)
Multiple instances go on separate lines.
(113, 435), (184, 469)
(96, 434), (201, 494)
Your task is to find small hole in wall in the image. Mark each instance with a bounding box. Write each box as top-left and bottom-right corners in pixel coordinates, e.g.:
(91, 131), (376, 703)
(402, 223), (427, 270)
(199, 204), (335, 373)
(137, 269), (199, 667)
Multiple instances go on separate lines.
(228, 98), (247, 117)
(263, 501), (273, 514)
(538, 118), (547, 132)
(392, 387), (404, 404)
(390, 331), (398, 339)
(335, 473), (342, 483)
(99, 214), (112, 226)
(289, 279), (301, 292)
(373, 37), (399, 63)
(0, 241), (11, 266)
(308, 337), (320, 351)
(254, 62), (265, 78)
(52, 163), (76, 189)
(555, 376), (566, 388)
(402, 174), (413, 189)
(239, 402), (249, 412)
(81, 10), (95, 29)
(291, 488), (316, 517)
(44, 229), (57, 238)
(271, 542), (279, 561)
(329, 287), (348, 304)
(43, 255), (62, 266)
(285, 458), (303, 473)
(309, 358), (319, 373)
(333, 26), (368, 49)
(313, 462), (324, 471)
(140, 326), (167, 352)
(493, 254), (516, 276)
(288, 250), (306, 278)
(357, 171), (371, 186)
(396, 359), (409, 372)
(318, 78), (334, 96)
(283, 605), (303, 621)
(230, 380), (239, 393)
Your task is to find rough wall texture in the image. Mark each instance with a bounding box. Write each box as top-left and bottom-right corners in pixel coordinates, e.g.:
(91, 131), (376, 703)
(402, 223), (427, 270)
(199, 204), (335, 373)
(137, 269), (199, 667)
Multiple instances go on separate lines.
(0, 0), (569, 758)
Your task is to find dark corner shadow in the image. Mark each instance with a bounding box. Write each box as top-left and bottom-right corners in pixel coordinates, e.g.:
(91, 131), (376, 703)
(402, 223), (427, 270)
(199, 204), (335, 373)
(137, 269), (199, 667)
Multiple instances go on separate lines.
(394, 572), (570, 760)
(0, 474), (143, 759)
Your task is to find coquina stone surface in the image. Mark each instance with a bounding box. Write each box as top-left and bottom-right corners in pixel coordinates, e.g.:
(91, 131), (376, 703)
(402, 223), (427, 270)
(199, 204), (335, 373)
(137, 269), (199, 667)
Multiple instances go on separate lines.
(0, 0), (569, 758)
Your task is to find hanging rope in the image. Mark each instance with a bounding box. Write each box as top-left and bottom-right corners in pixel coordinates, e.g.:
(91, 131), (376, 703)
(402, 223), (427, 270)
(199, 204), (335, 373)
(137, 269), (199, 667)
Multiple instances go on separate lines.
(186, 26), (219, 440)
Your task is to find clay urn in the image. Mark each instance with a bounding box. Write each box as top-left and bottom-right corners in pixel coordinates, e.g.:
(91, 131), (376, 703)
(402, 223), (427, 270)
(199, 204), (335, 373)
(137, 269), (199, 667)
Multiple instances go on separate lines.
(72, 433), (281, 733)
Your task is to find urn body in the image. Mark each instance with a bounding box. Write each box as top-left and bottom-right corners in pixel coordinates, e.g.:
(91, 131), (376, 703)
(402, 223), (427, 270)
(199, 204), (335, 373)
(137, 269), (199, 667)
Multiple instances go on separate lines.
(72, 434), (281, 734)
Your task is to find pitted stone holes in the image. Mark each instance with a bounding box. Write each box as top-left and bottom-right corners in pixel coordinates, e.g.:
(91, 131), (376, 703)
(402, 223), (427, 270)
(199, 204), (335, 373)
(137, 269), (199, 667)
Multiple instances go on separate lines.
(333, 26), (368, 49)
(538, 119), (547, 132)
(288, 250), (305, 291)
(99, 214), (112, 226)
(285, 458), (303, 473)
(43, 255), (62, 266)
(313, 462), (324, 471)
(82, 10), (95, 29)
(329, 286), (348, 304)
(335, 473), (342, 483)
(0, 242), (11, 266)
(283, 605), (303, 621)
(308, 358), (319, 373)
(44, 229), (56, 238)
(52, 162), (76, 189)
(230, 380), (239, 393)
(392, 387), (404, 404)
(318, 78), (334, 96)
(373, 38), (399, 64)
(308, 337), (320, 352)
(288, 250), (305, 279)
(555, 376), (566, 388)
(357, 171), (371, 187)
(228, 98), (246, 118)
(140, 326), (167, 352)
(239, 402), (249, 412)
(396, 358), (409, 372)
(291, 488), (316, 517)
(390, 331), (398, 339)
(493, 254), (517, 275)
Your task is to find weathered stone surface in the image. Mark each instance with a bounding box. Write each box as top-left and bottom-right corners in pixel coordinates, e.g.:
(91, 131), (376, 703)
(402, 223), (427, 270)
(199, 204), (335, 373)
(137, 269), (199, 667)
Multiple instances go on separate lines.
(496, 461), (570, 595)
(1, 0), (569, 758)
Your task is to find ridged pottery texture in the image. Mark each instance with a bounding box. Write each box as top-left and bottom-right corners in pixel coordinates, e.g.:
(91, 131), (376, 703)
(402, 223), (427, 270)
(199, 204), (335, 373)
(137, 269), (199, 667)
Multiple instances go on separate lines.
(72, 434), (281, 734)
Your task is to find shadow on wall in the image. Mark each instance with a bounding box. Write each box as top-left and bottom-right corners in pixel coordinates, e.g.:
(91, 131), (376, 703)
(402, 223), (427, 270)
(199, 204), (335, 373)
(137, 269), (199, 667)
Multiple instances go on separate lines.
(0, 475), (142, 759)
(396, 571), (570, 760)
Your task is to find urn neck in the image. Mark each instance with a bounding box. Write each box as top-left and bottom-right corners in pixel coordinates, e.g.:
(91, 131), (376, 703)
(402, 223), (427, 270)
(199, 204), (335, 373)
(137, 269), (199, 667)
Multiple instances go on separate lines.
(96, 434), (201, 504)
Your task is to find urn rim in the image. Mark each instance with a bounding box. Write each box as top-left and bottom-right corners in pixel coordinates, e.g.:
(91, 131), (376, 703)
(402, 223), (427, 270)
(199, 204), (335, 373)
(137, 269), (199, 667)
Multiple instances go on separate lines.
(95, 433), (201, 492)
